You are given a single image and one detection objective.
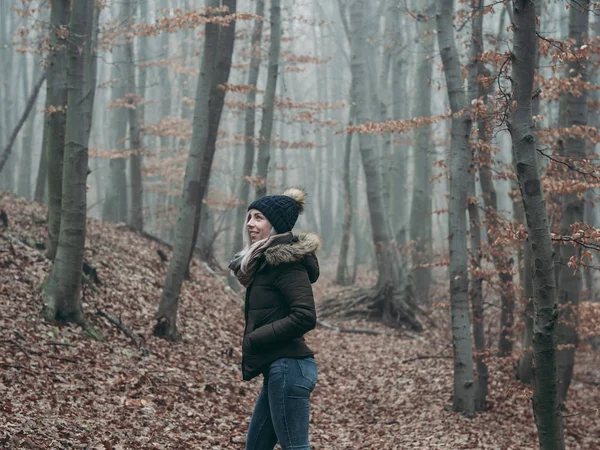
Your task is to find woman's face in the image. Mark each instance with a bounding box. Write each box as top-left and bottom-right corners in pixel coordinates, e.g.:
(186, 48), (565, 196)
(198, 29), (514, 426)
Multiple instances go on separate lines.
(247, 209), (272, 243)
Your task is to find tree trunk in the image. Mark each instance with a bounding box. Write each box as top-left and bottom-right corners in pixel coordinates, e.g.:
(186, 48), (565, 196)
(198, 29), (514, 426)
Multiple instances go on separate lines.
(508, 1), (564, 448)
(43, 0), (99, 333)
(335, 108), (354, 285)
(232, 0), (265, 262)
(465, 0), (488, 410)
(123, 0), (144, 232)
(517, 0), (541, 385)
(334, 0), (421, 331)
(556, 0), (589, 406)
(34, 116), (48, 203)
(186, 0), (238, 274)
(409, 4), (435, 303)
(437, 0), (475, 417)
(102, 17), (129, 224)
(17, 56), (39, 200)
(44, 0), (71, 260)
(154, 0), (235, 340)
(254, 0), (281, 199)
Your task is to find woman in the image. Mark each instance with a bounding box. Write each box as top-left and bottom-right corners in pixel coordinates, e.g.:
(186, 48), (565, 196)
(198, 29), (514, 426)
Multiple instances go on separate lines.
(229, 187), (320, 450)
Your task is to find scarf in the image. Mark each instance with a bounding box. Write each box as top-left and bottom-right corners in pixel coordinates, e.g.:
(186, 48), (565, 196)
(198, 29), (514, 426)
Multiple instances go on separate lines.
(228, 232), (293, 287)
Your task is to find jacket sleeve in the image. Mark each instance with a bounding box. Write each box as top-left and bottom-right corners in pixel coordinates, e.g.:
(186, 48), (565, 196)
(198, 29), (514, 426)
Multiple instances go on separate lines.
(247, 262), (317, 351)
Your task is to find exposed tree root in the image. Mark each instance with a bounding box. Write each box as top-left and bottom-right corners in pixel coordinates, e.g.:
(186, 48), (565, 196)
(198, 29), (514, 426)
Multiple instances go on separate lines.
(318, 283), (423, 332)
(153, 317), (182, 341)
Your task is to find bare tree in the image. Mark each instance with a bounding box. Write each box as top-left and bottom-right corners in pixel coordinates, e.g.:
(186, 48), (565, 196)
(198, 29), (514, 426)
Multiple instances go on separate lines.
(508, 1), (564, 448)
(409, 3), (435, 302)
(123, 0), (144, 232)
(556, 0), (590, 406)
(436, 0), (475, 417)
(155, 0), (237, 340)
(43, 0), (100, 338)
(232, 0), (265, 264)
(255, 0), (281, 198)
(320, 0), (422, 331)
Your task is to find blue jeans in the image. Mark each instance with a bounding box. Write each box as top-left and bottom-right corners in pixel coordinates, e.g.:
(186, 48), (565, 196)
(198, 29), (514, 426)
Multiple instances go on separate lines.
(246, 357), (318, 450)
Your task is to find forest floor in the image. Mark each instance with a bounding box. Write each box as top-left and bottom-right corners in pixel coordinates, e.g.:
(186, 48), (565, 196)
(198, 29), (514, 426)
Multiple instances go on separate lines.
(1, 192), (599, 449)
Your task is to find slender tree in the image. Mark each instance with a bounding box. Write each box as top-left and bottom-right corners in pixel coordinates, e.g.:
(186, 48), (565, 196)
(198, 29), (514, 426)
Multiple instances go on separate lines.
(409, 3), (435, 302)
(334, 0), (421, 331)
(437, 0), (475, 417)
(102, 5), (130, 224)
(508, 1), (564, 448)
(154, 1), (236, 339)
(556, 0), (590, 405)
(466, 0), (488, 410)
(232, 0), (265, 262)
(123, 0), (144, 232)
(255, 0), (281, 198)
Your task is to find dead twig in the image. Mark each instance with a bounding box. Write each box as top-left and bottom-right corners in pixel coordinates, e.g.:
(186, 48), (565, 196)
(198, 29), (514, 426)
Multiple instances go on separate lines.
(316, 319), (429, 343)
(0, 363), (39, 375)
(402, 354), (452, 364)
(96, 309), (149, 355)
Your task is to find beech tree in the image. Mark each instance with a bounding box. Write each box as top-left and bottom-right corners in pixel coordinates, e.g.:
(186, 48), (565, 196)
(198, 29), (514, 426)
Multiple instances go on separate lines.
(254, 0), (281, 198)
(155, 1), (237, 340)
(43, 0), (100, 334)
(409, 3), (435, 302)
(436, 0), (475, 417)
(508, 1), (564, 448)
(556, 0), (590, 405)
(319, 0), (422, 332)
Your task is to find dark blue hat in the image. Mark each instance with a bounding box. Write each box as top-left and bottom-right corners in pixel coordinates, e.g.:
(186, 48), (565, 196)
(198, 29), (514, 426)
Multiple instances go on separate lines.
(248, 188), (306, 233)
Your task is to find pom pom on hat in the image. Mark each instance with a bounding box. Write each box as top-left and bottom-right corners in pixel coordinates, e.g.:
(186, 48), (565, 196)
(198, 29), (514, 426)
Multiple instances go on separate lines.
(282, 187), (306, 215)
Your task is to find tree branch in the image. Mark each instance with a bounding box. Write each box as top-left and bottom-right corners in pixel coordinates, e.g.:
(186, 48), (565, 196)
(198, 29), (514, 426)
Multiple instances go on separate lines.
(0, 72), (47, 174)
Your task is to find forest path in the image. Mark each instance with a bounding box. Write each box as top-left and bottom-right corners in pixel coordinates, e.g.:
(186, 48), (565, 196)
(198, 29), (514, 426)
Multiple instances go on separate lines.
(1, 192), (598, 449)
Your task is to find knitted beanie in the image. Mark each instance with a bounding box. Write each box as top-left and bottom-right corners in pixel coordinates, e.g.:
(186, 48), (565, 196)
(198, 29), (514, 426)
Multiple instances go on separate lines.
(248, 188), (306, 233)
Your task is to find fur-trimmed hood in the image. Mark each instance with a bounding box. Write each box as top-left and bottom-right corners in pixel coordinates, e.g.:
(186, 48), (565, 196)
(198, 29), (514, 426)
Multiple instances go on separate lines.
(264, 232), (321, 283)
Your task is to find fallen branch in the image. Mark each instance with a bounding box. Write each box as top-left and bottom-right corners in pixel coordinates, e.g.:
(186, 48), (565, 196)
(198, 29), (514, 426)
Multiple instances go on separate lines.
(317, 319), (398, 336)
(0, 362), (39, 375)
(316, 319), (429, 343)
(96, 309), (149, 355)
(402, 354), (452, 364)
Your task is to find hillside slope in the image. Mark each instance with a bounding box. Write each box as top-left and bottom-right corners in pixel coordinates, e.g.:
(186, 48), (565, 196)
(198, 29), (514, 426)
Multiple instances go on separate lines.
(1, 192), (599, 449)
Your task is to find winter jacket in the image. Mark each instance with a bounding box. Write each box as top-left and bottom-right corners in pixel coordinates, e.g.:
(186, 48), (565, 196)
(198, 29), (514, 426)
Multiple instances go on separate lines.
(242, 232), (320, 381)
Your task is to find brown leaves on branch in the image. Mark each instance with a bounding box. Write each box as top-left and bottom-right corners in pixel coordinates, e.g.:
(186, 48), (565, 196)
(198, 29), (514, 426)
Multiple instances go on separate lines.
(347, 109), (466, 135)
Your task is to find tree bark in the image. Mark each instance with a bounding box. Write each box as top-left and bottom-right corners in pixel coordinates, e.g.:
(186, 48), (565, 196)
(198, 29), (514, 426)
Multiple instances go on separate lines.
(436, 0), (475, 417)
(508, 1), (564, 448)
(43, 0), (98, 332)
(123, 0), (144, 232)
(254, 0), (281, 199)
(556, 0), (589, 406)
(44, 0), (70, 260)
(17, 56), (40, 200)
(232, 0), (265, 262)
(335, 108), (354, 285)
(186, 0), (238, 274)
(465, 0), (488, 410)
(154, 0), (235, 340)
(517, 0), (541, 386)
(102, 14), (129, 224)
(343, 0), (421, 331)
(409, 4), (435, 302)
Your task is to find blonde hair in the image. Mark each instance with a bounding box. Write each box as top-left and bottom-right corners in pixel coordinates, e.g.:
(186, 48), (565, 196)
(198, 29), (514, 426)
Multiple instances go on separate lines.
(236, 211), (278, 274)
